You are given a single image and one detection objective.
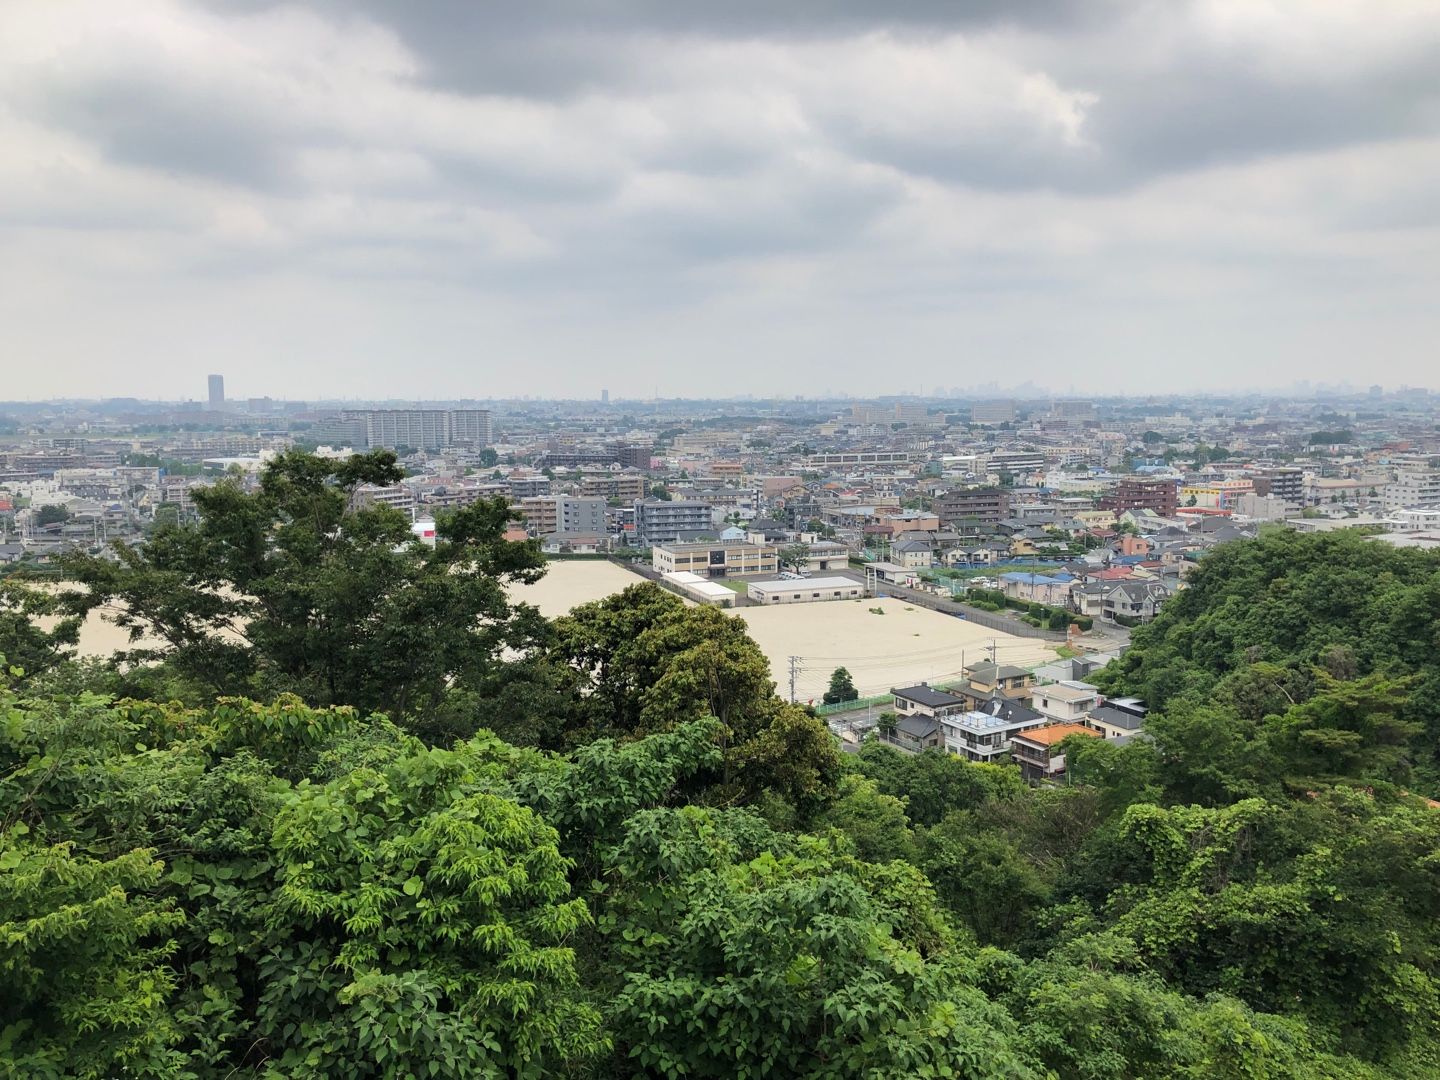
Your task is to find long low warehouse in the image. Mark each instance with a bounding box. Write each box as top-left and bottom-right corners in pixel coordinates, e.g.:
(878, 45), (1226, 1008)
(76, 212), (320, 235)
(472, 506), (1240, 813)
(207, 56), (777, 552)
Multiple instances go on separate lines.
(662, 570), (736, 607)
(747, 576), (867, 604)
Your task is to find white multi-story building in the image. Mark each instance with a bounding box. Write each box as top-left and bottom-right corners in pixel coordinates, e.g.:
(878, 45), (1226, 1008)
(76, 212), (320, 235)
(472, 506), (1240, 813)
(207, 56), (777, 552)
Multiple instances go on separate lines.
(940, 699), (1047, 763)
(1385, 459), (1440, 510)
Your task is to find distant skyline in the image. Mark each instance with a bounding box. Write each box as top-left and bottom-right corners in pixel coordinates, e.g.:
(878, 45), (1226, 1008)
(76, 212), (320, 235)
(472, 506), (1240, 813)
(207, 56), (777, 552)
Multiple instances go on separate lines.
(4, 2), (1440, 399)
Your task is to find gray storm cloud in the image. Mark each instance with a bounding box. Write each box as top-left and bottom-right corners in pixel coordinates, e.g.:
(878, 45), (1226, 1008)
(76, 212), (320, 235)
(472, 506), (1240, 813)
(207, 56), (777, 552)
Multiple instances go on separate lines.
(2, 0), (1438, 399)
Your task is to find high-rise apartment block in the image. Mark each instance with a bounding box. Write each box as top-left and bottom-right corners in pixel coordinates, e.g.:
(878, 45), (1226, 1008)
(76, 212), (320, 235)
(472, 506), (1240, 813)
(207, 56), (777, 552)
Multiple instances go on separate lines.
(312, 409), (493, 450)
(971, 400), (1016, 425)
(207, 374), (225, 410)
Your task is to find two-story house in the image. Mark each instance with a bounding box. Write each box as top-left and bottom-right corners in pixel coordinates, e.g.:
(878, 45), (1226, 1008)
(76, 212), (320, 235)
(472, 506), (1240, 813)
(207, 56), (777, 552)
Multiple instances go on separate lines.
(954, 663), (1035, 711)
(940, 698), (1047, 763)
(1032, 682), (1101, 724)
(1010, 722), (1101, 781)
(1102, 580), (1170, 623)
(892, 683), (968, 719)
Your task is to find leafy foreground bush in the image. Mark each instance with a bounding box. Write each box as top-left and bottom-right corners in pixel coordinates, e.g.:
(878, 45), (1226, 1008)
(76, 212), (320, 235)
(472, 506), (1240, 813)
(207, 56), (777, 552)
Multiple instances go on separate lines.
(5, 680), (1437, 1078)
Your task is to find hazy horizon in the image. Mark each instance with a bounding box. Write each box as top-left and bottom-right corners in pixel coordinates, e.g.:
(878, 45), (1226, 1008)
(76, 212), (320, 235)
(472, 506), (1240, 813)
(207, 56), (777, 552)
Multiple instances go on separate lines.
(4, 1), (1439, 400)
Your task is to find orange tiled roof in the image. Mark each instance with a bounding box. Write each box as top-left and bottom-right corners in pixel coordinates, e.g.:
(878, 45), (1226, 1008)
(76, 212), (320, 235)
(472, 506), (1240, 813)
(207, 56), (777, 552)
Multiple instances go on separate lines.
(1015, 722), (1101, 747)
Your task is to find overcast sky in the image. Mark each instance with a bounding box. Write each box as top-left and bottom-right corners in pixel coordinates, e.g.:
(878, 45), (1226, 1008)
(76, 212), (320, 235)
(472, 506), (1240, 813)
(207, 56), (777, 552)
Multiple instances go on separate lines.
(3, 1), (1439, 401)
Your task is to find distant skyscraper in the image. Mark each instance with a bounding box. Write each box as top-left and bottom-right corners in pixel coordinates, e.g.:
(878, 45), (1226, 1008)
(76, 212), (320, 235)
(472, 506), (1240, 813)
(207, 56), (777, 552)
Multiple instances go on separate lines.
(207, 374), (224, 410)
(601, 388), (610, 404)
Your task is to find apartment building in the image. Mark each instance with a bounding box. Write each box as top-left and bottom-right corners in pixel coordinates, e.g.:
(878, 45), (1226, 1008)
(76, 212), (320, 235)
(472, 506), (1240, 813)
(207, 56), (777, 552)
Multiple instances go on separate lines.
(507, 476), (551, 499)
(805, 451), (912, 467)
(935, 486), (1009, 526)
(1385, 458), (1440, 510)
(316, 409), (494, 450)
(971, 400), (1016, 424)
(633, 499), (714, 546)
(159, 476), (210, 517)
(988, 450), (1046, 476)
(354, 483), (419, 517)
(580, 473), (648, 502)
(1099, 477), (1179, 517)
(1249, 467), (1304, 511)
(1180, 479), (1254, 509)
(519, 496), (606, 536)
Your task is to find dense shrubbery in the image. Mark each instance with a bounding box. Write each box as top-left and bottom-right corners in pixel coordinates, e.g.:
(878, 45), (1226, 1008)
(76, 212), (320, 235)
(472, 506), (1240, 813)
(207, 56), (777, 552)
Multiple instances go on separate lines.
(3, 457), (1438, 1077)
(964, 586), (1091, 630)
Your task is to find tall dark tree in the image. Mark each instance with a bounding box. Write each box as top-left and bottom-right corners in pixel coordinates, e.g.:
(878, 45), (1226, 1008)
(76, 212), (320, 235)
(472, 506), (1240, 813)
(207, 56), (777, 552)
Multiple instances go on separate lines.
(823, 666), (859, 705)
(60, 449), (546, 727)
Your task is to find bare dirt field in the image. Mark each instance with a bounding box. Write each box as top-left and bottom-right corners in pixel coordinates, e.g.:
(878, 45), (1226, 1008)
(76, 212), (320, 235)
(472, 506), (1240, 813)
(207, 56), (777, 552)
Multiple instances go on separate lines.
(734, 596), (1056, 703)
(506, 559), (656, 617)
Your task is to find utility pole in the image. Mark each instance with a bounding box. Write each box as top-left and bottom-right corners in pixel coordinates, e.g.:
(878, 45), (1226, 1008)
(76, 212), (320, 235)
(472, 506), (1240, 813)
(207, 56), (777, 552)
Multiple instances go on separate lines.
(988, 638), (997, 663)
(788, 655), (800, 704)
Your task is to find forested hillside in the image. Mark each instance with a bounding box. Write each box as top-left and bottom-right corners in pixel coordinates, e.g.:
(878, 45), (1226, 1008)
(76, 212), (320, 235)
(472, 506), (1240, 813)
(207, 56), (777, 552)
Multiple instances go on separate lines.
(2, 455), (1438, 1077)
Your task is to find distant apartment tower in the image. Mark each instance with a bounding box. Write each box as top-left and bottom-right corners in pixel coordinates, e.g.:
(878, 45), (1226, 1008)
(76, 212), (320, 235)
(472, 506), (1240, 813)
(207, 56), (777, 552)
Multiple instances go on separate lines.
(633, 499), (714, 546)
(601, 389), (610, 404)
(935, 486), (1009, 526)
(1050, 399), (1095, 422)
(313, 409), (494, 451)
(971, 400), (1016, 425)
(612, 443), (653, 470)
(893, 403), (929, 424)
(1099, 477), (1179, 517)
(207, 374), (225, 410)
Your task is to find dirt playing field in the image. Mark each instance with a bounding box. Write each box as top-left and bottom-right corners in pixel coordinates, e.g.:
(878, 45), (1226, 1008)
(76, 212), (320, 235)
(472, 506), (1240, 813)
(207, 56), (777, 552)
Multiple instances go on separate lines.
(506, 559), (657, 617)
(733, 595), (1055, 702)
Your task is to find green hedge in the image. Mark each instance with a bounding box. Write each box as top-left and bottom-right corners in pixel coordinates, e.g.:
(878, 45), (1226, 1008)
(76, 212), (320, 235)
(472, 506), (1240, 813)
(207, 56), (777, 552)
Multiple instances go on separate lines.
(963, 586), (1090, 630)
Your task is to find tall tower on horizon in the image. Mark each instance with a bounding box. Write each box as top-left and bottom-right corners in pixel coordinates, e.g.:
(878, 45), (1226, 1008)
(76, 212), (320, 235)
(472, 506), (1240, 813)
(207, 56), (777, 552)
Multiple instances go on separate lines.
(601, 388), (609, 404)
(208, 374), (225, 410)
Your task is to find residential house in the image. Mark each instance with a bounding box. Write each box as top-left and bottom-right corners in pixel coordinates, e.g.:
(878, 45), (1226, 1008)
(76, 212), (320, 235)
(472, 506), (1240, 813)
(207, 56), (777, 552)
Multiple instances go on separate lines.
(892, 539), (935, 569)
(1000, 571), (1074, 607)
(1010, 723), (1102, 781)
(940, 698), (1047, 762)
(892, 683), (968, 720)
(1069, 581), (1109, 618)
(890, 714), (945, 752)
(1085, 704), (1147, 740)
(959, 662), (1035, 703)
(1102, 580), (1170, 623)
(1032, 683), (1101, 724)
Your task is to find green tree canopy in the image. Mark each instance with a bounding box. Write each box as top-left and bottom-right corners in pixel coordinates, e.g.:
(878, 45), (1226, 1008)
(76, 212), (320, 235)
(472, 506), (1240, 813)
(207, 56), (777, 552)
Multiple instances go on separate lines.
(59, 449), (546, 728)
